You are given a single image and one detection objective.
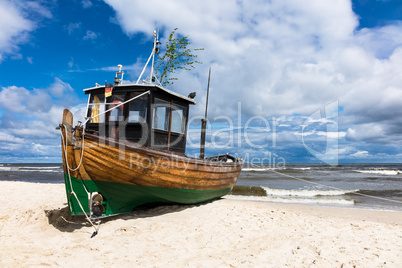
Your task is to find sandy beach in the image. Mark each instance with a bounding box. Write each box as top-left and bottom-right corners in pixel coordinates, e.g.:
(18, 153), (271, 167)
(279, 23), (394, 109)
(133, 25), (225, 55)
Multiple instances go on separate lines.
(0, 181), (401, 267)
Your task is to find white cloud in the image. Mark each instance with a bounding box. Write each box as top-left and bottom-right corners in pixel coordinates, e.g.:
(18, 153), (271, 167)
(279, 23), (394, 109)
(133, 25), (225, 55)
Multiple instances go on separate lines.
(83, 30), (98, 40)
(0, 86), (30, 113)
(68, 57), (74, 68)
(297, 131), (346, 139)
(105, 0), (357, 116)
(103, 0), (402, 156)
(66, 22), (81, 35)
(24, 1), (53, 19)
(48, 78), (74, 98)
(82, 0), (93, 9)
(0, 78), (76, 126)
(0, 131), (25, 143)
(0, 78), (79, 162)
(350, 150), (369, 158)
(0, 1), (33, 61)
(346, 124), (386, 142)
(0, 0), (51, 62)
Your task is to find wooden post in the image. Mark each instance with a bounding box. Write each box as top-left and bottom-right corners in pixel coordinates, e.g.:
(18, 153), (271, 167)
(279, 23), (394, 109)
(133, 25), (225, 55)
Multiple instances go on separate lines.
(200, 67), (211, 159)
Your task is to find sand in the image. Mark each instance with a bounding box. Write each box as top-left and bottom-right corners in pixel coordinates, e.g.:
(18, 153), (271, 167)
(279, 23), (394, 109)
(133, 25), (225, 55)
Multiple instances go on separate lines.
(0, 181), (401, 267)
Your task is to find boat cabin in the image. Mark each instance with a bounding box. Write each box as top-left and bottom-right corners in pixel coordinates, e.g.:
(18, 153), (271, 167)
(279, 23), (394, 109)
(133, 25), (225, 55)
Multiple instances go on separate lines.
(84, 84), (195, 154)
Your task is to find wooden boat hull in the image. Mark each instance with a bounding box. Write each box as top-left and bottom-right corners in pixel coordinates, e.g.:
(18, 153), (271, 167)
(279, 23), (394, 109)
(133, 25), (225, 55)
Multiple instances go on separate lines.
(60, 109), (242, 216)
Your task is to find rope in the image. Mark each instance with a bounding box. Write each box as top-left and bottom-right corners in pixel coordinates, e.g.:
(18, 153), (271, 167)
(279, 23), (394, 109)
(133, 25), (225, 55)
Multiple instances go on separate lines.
(58, 90), (151, 236)
(61, 127), (100, 235)
(244, 162), (402, 205)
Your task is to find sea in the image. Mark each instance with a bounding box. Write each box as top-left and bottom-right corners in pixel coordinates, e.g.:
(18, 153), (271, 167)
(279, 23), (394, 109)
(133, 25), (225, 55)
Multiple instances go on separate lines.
(0, 163), (401, 212)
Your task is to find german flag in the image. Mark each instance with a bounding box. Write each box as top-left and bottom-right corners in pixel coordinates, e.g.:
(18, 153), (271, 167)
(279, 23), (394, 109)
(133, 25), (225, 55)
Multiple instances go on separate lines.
(105, 83), (113, 97)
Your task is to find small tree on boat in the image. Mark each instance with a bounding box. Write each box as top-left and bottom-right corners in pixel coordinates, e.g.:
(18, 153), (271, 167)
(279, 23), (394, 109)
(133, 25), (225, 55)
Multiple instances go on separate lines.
(155, 28), (203, 87)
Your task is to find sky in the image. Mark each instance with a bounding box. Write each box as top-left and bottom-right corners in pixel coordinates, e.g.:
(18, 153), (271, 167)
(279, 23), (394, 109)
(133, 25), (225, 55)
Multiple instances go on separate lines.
(0, 0), (401, 164)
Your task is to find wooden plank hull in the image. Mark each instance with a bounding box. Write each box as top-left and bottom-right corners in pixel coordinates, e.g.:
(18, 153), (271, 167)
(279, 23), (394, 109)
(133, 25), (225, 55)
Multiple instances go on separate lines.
(60, 110), (243, 216)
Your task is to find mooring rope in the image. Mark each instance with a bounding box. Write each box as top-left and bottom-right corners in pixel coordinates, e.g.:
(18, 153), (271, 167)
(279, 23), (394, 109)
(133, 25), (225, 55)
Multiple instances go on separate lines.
(61, 127), (100, 236)
(58, 90), (152, 237)
(244, 162), (402, 205)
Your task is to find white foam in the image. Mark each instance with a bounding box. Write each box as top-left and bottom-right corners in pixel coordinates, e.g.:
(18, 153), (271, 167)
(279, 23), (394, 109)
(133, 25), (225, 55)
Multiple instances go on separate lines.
(225, 195), (355, 205)
(354, 170), (400, 176)
(19, 166), (61, 170)
(241, 167), (311, 171)
(242, 168), (280, 172)
(0, 166), (62, 172)
(17, 169), (62, 173)
(0, 167), (15, 171)
(262, 187), (358, 197)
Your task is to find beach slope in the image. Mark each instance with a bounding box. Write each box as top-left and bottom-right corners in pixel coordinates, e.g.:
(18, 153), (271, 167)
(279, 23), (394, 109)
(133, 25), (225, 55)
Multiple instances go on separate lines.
(0, 181), (400, 267)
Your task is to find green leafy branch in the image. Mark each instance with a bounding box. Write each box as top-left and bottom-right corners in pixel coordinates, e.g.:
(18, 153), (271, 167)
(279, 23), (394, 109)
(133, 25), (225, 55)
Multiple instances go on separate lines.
(155, 28), (204, 87)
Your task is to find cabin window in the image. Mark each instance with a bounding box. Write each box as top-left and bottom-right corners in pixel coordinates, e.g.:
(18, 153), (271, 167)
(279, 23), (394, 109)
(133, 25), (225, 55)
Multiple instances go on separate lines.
(171, 104), (186, 134)
(89, 94), (106, 123)
(108, 94), (125, 122)
(128, 93), (148, 123)
(152, 98), (187, 134)
(153, 98), (170, 131)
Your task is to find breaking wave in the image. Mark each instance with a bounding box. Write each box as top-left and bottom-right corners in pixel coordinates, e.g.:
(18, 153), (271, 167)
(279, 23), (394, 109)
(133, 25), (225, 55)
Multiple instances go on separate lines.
(241, 168), (280, 172)
(241, 167), (311, 172)
(0, 166), (62, 173)
(354, 170), (400, 176)
(225, 195), (355, 206)
(262, 187), (359, 197)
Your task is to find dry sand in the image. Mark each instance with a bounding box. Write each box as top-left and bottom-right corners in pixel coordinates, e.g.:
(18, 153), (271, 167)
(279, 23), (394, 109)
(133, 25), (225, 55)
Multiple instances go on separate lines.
(0, 181), (401, 267)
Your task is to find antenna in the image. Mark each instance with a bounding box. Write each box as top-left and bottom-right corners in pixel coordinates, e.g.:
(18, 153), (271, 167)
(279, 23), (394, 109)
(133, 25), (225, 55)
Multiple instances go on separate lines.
(115, 64), (124, 85)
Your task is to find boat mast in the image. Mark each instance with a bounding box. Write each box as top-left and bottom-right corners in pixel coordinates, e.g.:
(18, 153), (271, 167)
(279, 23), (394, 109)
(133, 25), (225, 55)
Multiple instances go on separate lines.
(136, 30), (160, 84)
(150, 30), (158, 83)
(200, 67), (211, 159)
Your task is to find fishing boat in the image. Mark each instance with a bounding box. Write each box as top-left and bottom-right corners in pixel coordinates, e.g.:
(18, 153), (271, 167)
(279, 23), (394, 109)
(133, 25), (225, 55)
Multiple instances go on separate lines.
(58, 31), (243, 218)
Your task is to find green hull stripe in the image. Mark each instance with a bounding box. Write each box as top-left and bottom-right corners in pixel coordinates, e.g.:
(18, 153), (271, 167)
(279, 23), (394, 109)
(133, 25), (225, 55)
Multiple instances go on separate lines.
(64, 174), (231, 216)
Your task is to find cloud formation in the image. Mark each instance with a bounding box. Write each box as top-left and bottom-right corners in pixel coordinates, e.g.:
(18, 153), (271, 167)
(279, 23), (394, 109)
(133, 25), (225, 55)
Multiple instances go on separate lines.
(103, 0), (402, 162)
(0, 0), (51, 62)
(0, 78), (78, 162)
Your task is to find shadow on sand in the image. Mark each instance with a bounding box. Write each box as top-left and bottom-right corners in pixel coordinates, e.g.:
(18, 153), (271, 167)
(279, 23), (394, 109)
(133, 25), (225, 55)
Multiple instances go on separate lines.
(45, 199), (217, 233)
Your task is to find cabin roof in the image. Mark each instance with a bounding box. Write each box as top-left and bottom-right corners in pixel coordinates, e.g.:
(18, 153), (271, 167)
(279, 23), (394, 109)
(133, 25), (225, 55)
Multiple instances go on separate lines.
(83, 83), (196, 105)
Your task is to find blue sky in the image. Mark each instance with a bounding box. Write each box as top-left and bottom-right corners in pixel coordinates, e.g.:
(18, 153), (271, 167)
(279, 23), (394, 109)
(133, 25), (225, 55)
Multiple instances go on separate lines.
(0, 0), (401, 164)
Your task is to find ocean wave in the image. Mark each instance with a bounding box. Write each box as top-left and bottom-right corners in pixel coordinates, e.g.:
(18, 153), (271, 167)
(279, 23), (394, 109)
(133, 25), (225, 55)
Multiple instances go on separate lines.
(354, 170), (400, 176)
(19, 166), (61, 170)
(359, 189), (402, 198)
(224, 195), (355, 205)
(17, 169), (63, 173)
(0, 166), (62, 172)
(241, 168), (280, 172)
(262, 187), (359, 197)
(242, 167), (312, 172)
(0, 167), (14, 171)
